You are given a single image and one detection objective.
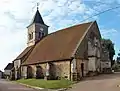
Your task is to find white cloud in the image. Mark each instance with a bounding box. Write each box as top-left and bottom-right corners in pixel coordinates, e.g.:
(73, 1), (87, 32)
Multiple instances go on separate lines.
(100, 28), (118, 38)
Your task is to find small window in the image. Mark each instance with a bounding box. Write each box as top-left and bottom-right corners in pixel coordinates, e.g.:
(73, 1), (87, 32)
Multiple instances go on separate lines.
(29, 34), (31, 40)
(42, 32), (44, 36)
(39, 32), (41, 38)
(29, 32), (33, 40)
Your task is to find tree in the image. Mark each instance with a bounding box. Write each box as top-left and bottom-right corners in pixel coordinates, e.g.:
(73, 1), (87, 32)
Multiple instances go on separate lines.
(117, 52), (120, 64)
(102, 39), (115, 66)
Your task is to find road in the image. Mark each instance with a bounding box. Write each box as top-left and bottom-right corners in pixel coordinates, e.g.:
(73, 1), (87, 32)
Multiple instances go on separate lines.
(68, 72), (120, 91)
(1, 73), (120, 91)
(0, 79), (39, 91)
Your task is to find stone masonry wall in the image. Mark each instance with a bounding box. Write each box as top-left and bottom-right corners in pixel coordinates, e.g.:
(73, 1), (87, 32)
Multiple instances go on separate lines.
(53, 60), (70, 80)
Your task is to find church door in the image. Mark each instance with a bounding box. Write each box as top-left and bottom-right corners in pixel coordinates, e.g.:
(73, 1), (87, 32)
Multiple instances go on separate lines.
(81, 63), (84, 77)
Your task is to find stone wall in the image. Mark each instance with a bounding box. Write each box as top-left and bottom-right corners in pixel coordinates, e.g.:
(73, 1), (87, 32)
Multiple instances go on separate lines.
(21, 66), (27, 78)
(21, 60), (71, 80)
(75, 37), (88, 59)
(27, 23), (48, 47)
(76, 59), (88, 80)
(27, 24), (35, 46)
(53, 60), (70, 80)
(14, 59), (21, 79)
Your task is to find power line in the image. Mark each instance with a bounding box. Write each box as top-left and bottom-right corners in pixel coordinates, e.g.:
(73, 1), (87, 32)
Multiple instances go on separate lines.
(80, 4), (120, 22)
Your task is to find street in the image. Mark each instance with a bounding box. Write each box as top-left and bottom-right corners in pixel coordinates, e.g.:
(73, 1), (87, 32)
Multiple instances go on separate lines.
(68, 72), (120, 91)
(0, 79), (39, 91)
(1, 73), (120, 91)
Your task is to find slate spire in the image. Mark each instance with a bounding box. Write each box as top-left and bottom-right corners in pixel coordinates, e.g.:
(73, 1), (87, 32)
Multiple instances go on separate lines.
(30, 4), (45, 25)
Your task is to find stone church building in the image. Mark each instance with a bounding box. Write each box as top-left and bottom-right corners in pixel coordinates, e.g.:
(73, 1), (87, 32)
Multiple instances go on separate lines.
(11, 8), (102, 81)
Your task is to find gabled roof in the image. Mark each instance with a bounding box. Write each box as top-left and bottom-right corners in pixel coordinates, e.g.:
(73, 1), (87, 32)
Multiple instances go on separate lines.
(4, 63), (13, 70)
(30, 10), (45, 25)
(0, 70), (3, 73)
(15, 46), (34, 60)
(22, 21), (94, 65)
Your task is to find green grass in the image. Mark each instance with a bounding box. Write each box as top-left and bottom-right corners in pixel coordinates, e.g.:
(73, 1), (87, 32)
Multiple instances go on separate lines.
(16, 79), (73, 89)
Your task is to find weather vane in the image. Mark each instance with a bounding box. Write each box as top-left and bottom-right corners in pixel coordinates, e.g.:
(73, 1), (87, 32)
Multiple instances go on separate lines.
(37, 2), (39, 10)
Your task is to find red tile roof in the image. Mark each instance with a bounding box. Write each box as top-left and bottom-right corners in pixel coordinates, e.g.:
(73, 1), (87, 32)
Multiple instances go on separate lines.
(22, 21), (93, 65)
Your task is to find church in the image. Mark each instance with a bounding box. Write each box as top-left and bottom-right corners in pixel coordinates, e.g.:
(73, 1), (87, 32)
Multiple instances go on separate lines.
(10, 8), (103, 81)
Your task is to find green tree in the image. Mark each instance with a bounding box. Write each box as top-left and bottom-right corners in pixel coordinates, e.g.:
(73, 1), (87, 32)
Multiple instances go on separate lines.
(102, 39), (115, 66)
(117, 52), (120, 64)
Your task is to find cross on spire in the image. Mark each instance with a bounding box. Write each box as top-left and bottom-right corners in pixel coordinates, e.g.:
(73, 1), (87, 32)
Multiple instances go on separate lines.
(37, 3), (39, 10)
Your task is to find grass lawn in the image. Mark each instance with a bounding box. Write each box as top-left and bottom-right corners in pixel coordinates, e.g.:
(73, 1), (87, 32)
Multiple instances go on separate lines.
(16, 79), (73, 89)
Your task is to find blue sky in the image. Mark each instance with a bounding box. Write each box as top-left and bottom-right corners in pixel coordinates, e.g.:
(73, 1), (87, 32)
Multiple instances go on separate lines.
(0, 0), (120, 71)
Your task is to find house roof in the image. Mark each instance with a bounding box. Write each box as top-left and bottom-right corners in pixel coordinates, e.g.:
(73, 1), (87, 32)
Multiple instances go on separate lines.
(0, 70), (2, 73)
(15, 46), (34, 60)
(22, 21), (94, 65)
(4, 63), (13, 70)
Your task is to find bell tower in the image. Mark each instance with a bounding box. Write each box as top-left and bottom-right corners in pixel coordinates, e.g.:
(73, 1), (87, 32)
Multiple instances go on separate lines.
(27, 5), (48, 46)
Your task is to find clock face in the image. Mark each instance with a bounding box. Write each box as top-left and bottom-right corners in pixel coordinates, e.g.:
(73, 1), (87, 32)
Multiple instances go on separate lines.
(40, 28), (43, 31)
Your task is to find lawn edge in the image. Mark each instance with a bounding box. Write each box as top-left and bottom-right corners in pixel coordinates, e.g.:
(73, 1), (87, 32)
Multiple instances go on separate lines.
(17, 82), (44, 90)
(15, 81), (70, 91)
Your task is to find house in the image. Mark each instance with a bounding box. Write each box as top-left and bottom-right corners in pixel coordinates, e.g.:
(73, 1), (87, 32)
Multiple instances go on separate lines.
(12, 8), (102, 81)
(0, 70), (3, 79)
(4, 63), (13, 79)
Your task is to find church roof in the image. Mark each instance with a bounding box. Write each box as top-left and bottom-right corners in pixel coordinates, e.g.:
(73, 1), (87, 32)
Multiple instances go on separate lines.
(30, 10), (45, 25)
(14, 46), (34, 61)
(22, 21), (94, 65)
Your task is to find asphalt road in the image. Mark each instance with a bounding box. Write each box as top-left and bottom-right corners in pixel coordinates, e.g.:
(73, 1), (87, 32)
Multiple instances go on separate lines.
(1, 73), (120, 91)
(68, 72), (120, 91)
(0, 79), (39, 91)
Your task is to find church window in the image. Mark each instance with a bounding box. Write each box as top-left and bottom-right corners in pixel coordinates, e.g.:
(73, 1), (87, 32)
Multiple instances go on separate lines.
(39, 32), (41, 38)
(29, 32), (33, 40)
(42, 32), (44, 36)
(29, 34), (31, 40)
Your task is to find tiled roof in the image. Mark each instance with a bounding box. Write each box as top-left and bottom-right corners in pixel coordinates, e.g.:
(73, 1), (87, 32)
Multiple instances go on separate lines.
(22, 21), (93, 65)
(4, 63), (13, 70)
(15, 46), (34, 60)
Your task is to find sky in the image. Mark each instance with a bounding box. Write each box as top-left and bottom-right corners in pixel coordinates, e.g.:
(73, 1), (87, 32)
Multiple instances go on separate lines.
(0, 0), (120, 71)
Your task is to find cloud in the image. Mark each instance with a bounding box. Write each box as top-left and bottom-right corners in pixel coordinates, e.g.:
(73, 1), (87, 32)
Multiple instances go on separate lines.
(100, 28), (118, 38)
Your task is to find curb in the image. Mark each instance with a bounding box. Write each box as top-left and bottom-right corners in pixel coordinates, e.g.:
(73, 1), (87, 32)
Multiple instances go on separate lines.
(18, 83), (44, 90)
(14, 81), (70, 91)
(17, 83), (69, 91)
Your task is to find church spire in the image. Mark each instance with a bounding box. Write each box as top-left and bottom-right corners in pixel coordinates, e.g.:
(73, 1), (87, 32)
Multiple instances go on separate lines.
(37, 3), (39, 10)
(30, 3), (45, 25)
(27, 3), (48, 47)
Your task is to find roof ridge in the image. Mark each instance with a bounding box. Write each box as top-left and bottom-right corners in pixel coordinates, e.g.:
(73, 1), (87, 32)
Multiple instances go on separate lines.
(48, 21), (94, 36)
